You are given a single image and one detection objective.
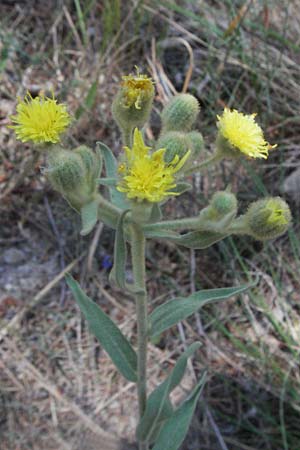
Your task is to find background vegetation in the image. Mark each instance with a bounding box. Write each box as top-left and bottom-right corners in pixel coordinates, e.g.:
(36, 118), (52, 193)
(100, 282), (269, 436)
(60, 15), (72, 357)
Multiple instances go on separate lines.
(0, 1), (299, 449)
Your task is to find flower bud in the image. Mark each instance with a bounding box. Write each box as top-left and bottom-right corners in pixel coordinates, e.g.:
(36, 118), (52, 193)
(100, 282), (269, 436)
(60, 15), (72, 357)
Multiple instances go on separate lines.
(46, 146), (101, 211)
(112, 70), (154, 132)
(186, 131), (204, 158)
(210, 191), (238, 217)
(198, 191), (238, 232)
(156, 131), (191, 164)
(245, 197), (291, 240)
(161, 94), (199, 133)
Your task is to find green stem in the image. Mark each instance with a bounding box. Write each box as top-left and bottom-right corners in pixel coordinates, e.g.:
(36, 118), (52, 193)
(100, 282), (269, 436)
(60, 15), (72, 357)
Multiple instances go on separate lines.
(96, 194), (122, 229)
(143, 216), (201, 232)
(131, 222), (148, 450)
(122, 125), (134, 147)
(184, 153), (222, 176)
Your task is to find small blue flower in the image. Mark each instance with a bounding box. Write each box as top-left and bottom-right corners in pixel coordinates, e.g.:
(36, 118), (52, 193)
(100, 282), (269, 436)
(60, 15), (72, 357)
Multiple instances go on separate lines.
(102, 254), (112, 270)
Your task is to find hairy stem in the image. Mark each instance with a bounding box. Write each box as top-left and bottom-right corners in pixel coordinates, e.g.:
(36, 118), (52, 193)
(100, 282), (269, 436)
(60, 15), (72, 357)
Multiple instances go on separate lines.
(143, 216), (201, 232)
(131, 222), (148, 450)
(122, 125), (134, 147)
(183, 153), (222, 176)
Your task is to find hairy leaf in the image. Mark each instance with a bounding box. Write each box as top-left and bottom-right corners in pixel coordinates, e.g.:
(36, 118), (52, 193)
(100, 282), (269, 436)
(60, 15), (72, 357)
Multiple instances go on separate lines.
(80, 199), (99, 236)
(136, 342), (201, 442)
(152, 372), (207, 450)
(149, 284), (251, 338)
(66, 275), (137, 382)
(96, 142), (129, 209)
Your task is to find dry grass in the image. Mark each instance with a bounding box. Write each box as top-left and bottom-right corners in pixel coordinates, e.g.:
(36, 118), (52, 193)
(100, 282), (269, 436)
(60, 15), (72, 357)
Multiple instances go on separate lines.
(1, 1), (300, 449)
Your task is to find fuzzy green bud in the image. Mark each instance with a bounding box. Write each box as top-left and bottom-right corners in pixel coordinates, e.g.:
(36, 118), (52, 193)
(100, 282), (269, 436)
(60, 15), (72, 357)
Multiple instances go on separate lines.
(245, 197), (291, 240)
(161, 94), (200, 133)
(210, 191), (238, 217)
(200, 191), (237, 226)
(46, 146), (102, 211)
(112, 71), (154, 138)
(198, 191), (238, 232)
(156, 131), (191, 164)
(186, 131), (204, 159)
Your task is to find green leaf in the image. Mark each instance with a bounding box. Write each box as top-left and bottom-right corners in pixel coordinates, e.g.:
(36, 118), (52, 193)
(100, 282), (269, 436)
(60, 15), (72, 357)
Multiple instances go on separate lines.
(96, 142), (129, 209)
(136, 342), (201, 443)
(143, 229), (180, 239)
(169, 230), (229, 249)
(109, 210), (130, 289)
(152, 372), (207, 450)
(80, 199), (99, 236)
(149, 284), (252, 338)
(171, 182), (192, 195)
(75, 80), (98, 119)
(66, 274), (137, 382)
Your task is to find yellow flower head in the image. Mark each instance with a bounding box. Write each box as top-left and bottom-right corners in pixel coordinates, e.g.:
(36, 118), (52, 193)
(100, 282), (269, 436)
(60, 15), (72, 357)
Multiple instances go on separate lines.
(117, 129), (190, 203)
(121, 68), (154, 110)
(217, 108), (276, 159)
(265, 199), (289, 227)
(10, 92), (71, 144)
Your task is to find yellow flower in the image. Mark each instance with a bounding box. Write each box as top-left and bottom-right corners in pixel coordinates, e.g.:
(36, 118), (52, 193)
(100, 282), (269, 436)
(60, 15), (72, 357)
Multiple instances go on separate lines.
(117, 129), (190, 203)
(266, 200), (289, 227)
(10, 92), (71, 144)
(121, 68), (154, 110)
(217, 108), (276, 159)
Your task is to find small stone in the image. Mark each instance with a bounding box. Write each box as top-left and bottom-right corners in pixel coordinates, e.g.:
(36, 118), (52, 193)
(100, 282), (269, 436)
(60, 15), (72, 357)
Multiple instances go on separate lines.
(3, 248), (26, 265)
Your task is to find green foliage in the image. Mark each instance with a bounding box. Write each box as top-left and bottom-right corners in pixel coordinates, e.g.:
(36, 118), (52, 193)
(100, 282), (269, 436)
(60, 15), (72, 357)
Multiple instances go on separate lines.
(66, 275), (137, 382)
(102, 0), (121, 51)
(75, 80), (98, 119)
(137, 343), (202, 442)
(149, 284), (252, 338)
(168, 229), (229, 249)
(80, 199), (99, 236)
(152, 372), (207, 450)
(109, 210), (130, 289)
(171, 182), (192, 195)
(96, 141), (129, 209)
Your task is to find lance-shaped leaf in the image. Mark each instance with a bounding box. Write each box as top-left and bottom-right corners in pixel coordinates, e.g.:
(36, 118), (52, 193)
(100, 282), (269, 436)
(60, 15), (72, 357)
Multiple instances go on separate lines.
(80, 199), (99, 236)
(152, 372), (207, 450)
(169, 229), (229, 249)
(109, 210), (130, 289)
(149, 284), (251, 338)
(96, 142), (129, 209)
(66, 275), (137, 382)
(136, 342), (201, 443)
